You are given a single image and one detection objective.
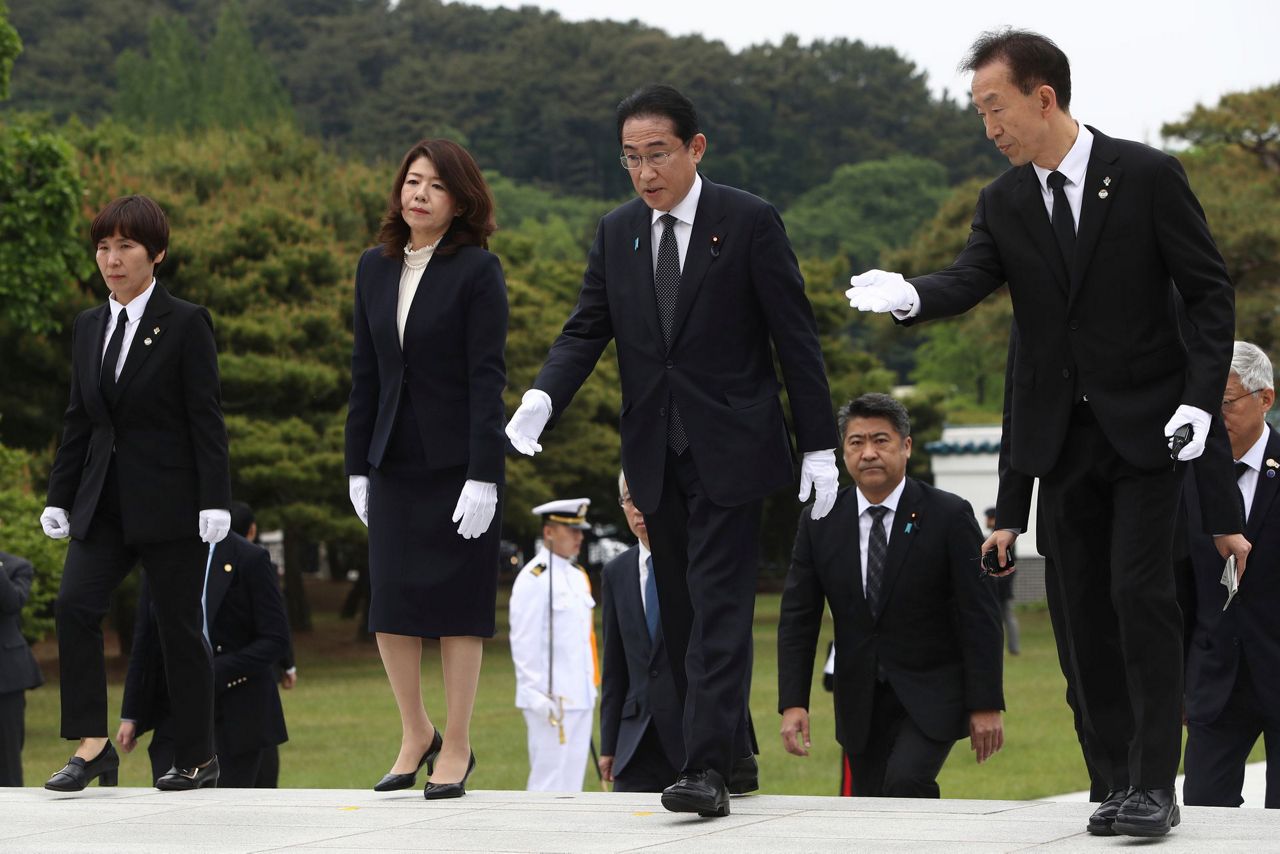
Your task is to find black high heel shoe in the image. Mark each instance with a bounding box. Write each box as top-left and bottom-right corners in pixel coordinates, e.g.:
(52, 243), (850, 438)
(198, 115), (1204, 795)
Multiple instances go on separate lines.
(44, 741), (120, 792)
(374, 728), (443, 792)
(423, 751), (475, 800)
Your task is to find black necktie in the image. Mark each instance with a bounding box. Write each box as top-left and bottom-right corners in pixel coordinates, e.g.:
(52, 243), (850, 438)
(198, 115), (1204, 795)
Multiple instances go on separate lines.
(1047, 170), (1076, 273)
(1235, 460), (1251, 521)
(865, 506), (889, 616)
(655, 214), (688, 453)
(644, 555), (660, 644)
(1235, 461), (1250, 481)
(100, 311), (129, 399)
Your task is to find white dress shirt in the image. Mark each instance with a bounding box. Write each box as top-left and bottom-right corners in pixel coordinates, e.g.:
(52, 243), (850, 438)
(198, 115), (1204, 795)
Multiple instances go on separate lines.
(1032, 122), (1094, 231)
(855, 477), (907, 594)
(397, 240), (438, 346)
(637, 542), (653, 613)
(649, 174), (703, 274)
(102, 278), (156, 381)
(1235, 427), (1269, 524)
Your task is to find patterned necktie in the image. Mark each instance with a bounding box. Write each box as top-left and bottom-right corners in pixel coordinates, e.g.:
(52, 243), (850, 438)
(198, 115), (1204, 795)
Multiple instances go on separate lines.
(865, 506), (889, 616)
(1047, 171), (1076, 273)
(100, 311), (129, 401)
(655, 214), (688, 453)
(644, 555), (660, 643)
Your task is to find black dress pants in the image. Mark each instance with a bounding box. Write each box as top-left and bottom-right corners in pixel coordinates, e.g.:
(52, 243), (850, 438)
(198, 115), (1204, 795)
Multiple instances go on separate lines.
(0, 690), (24, 786)
(1184, 657), (1280, 808)
(612, 722), (680, 793)
(55, 461), (214, 767)
(845, 680), (954, 798)
(1037, 404), (1184, 790)
(645, 449), (762, 779)
(147, 718), (264, 787)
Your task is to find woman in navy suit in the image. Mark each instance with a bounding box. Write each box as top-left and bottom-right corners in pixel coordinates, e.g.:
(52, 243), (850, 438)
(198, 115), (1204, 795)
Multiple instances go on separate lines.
(345, 139), (507, 799)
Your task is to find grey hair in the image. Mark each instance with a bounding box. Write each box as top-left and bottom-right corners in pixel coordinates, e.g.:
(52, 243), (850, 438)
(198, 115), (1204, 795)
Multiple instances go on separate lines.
(837, 393), (911, 439)
(1232, 341), (1274, 392)
(618, 470), (628, 499)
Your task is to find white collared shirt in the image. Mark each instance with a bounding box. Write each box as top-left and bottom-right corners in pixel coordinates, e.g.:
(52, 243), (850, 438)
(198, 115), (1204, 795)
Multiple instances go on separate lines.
(855, 477), (907, 594)
(1235, 427), (1270, 523)
(102, 278), (157, 382)
(649, 173), (703, 275)
(1032, 123), (1094, 232)
(637, 542), (653, 613)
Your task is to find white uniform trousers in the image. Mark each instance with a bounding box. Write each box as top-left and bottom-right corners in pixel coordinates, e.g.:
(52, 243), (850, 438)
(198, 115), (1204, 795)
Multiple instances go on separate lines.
(523, 707), (592, 792)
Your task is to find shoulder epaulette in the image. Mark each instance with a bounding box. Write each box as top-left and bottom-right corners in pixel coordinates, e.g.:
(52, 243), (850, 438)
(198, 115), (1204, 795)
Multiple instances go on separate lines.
(530, 563), (547, 576)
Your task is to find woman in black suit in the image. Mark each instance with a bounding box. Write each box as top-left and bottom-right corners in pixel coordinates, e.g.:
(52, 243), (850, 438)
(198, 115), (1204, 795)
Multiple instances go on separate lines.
(345, 139), (507, 799)
(40, 195), (231, 791)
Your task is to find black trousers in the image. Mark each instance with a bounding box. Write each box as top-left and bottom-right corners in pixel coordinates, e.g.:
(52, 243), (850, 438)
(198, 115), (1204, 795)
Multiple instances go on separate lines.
(0, 690), (24, 786)
(147, 718), (264, 787)
(55, 460), (214, 767)
(612, 721), (680, 793)
(646, 449), (762, 779)
(845, 680), (954, 798)
(1038, 405), (1184, 790)
(1184, 658), (1280, 808)
(255, 744), (280, 787)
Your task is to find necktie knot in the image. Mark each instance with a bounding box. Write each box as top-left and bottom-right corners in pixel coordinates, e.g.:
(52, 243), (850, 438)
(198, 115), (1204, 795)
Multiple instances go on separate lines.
(1047, 170), (1068, 192)
(1235, 461), (1251, 481)
(660, 213), (677, 230)
(867, 505), (888, 523)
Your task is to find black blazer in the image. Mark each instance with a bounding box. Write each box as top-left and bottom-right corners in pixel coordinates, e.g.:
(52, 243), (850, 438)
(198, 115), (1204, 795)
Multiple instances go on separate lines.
(344, 239), (508, 484)
(1181, 427), (1280, 725)
(122, 533), (290, 755)
(910, 127), (1234, 489)
(598, 546), (683, 775)
(45, 283), (231, 543)
(533, 177), (836, 512)
(0, 552), (43, 694)
(778, 481), (1004, 753)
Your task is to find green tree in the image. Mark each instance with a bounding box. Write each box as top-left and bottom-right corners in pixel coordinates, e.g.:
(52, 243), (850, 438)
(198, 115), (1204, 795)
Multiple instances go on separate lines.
(1164, 84), (1280, 172)
(0, 0), (19, 100)
(0, 444), (65, 639)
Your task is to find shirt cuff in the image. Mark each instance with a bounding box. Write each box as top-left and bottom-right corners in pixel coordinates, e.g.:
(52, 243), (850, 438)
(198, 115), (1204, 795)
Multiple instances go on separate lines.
(890, 284), (921, 320)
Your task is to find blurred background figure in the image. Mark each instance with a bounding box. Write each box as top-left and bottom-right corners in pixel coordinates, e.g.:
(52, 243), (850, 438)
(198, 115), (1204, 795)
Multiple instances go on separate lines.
(0, 550), (43, 786)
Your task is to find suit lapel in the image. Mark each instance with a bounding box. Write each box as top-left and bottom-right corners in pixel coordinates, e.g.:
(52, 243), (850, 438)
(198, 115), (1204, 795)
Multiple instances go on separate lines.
(1246, 429), (1280, 542)
(619, 549), (654, 661)
(80, 305), (113, 420)
(627, 202), (666, 352)
(1015, 166), (1069, 295)
(367, 252), (404, 359)
(205, 540), (234, 624)
(822, 492), (870, 620)
(1070, 127), (1123, 306)
(113, 283), (174, 400)
(877, 479), (922, 613)
(669, 178), (725, 349)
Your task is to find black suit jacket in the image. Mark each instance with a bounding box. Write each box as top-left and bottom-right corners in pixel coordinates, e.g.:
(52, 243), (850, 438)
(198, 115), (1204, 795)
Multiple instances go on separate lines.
(123, 533), (290, 755)
(599, 546), (683, 775)
(911, 128), (1234, 489)
(344, 239), (508, 484)
(0, 553), (43, 694)
(778, 481), (1004, 754)
(45, 283), (231, 543)
(532, 177), (836, 512)
(1182, 427), (1280, 725)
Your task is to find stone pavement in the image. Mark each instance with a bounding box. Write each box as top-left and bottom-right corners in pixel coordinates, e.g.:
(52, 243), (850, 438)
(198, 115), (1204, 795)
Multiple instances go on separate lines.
(1, 786), (1278, 853)
(1048, 761), (1269, 809)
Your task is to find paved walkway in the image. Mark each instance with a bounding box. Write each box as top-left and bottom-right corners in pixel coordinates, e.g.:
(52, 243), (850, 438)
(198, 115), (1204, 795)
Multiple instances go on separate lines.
(1048, 761), (1268, 808)
(2, 786), (1278, 853)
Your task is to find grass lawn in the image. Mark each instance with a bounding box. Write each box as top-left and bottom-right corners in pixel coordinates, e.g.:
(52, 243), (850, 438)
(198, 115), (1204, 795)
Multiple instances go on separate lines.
(21, 580), (1257, 797)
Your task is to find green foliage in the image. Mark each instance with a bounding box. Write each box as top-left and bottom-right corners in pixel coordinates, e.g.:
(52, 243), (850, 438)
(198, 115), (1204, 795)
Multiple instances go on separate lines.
(0, 0), (19, 101)
(0, 443), (65, 640)
(1164, 83), (1280, 172)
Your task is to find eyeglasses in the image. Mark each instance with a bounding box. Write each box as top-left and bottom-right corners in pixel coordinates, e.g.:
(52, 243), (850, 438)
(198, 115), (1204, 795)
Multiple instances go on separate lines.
(618, 494), (634, 507)
(1222, 389), (1262, 411)
(619, 143), (689, 171)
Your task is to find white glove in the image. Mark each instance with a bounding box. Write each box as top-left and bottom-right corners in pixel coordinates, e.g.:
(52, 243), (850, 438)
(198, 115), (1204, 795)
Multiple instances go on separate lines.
(452, 479), (498, 539)
(40, 506), (71, 539)
(348, 475), (369, 526)
(506, 389), (553, 456)
(1163, 404), (1212, 462)
(846, 269), (917, 314)
(526, 692), (560, 723)
(198, 509), (231, 544)
(799, 449), (840, 520)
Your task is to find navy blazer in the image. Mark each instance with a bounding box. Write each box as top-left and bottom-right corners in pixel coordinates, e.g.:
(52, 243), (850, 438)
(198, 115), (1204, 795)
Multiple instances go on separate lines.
(0, 552), (43, 694)
(45, 283), (231, 543)
(778, 481), (1004, 753)
(1182, 426), (1280, 725)
(533, 177), (836, 512)
(344, 237), (508, 485)
(598, 546), (683, 775)
(123, 533), (290, 756)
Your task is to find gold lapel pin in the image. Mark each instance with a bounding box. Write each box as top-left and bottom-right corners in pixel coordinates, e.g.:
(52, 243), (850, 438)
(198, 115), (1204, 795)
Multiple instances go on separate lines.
(153, 326), (160, 334)
(224, 563), (233, 573)
(143, 338), (153, 346)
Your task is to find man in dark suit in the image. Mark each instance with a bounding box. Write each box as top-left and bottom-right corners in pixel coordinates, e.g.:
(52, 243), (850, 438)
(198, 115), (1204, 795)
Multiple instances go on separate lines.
(118, 501), (291, 787)
(598, 473), (684, 792)
(0, 551), (44, 786)
(506, 85), (838, 816)
(847, 30), (1242, 836)
(778, 394), (1004, 797)
(1181, 341), (1280, 808)
(41, 194), (231, 792)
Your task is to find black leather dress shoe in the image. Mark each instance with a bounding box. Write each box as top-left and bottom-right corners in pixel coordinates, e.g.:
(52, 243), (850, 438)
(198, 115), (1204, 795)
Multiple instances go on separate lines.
(727, 754), (759, 795)
(156, 756), (220, 790)
(374, 728), (443, 792)
(1113, 787), (1180, 837)
(661, 769), (730, 817)
(423, 751), (475, 800)
(1086, 788), (1132, 836)
(44, 742), (120, 792)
